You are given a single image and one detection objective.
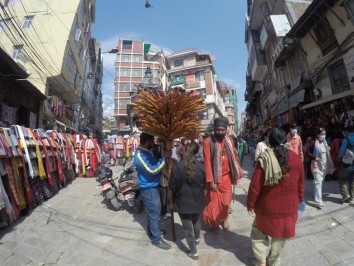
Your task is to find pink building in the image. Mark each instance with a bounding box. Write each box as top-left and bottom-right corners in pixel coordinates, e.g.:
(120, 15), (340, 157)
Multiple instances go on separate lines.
(114, 39), (167, 133)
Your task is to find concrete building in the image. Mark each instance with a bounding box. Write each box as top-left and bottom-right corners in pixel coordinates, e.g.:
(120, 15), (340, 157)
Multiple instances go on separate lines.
(244, 0), (311, 132)
(113, 39), (167, 134)
(0, 0), (102, 134)
(218, 81), (237, 134)
(245, 0), (354, 135)
(166, 49), (225, 133)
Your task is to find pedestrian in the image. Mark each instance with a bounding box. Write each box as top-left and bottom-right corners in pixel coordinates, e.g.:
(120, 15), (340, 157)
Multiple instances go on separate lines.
(254, 131), (269, 162)
(247, 128), (304, 266)
(237, 136), (246, 165)
(330, 130), (342, 180)
(248, 135), (256, 161)
(286, 124), (303, 161)
(311, 127), (335, 209)
(203, 117), (243, 230)
(133, 133), (170, 250)
(303, 136), (315, 180)
(338, 126), (354, 203)
(169, 141), (206, 260)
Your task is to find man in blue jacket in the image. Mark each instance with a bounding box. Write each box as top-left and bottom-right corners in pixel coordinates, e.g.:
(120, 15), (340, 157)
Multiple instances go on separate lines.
(338, 126), (354, 203)
(134, 133), (170, 249)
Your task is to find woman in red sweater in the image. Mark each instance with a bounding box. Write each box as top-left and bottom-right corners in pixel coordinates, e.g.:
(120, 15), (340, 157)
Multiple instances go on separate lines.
(247, 128), (304, 266)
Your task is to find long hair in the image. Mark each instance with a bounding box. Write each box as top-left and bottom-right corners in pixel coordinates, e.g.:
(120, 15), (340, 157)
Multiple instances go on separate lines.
(268, 128), (289, 176)
(184, 141), (199, 183)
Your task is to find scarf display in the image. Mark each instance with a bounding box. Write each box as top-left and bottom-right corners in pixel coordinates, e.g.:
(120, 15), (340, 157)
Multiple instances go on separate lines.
(256, 148), (283, 186)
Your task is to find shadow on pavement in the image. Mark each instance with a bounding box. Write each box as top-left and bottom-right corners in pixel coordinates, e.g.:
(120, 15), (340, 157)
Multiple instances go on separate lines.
(204, 227), (252, 265)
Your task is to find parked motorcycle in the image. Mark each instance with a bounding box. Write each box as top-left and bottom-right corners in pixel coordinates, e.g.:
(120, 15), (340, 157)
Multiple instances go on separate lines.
(94, 159), (143, 213)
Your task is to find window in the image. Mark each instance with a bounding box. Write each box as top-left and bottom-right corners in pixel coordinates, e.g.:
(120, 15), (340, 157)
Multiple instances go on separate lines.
(65, 48), (76, 79)
(0, 18), (11, 32)
(11, 45), (24, 60)
(116, 54), (131, 62)
(118, 68), (131, 77)
(151, 69), (159, 78)
(195, 71), (205, 82)
(328, 59), (350, 95)
(122, 40), (133, 49)
(21, 15), (34, 29)
(260, 3), (270, 21)
(118, 99), (130, 109)
(116, 83), (130, 92)
(133, 54), (143, 62)
(345, 0), (354, 23)
(132, 68), (142, 77)
(314, 17), (338, 56)
(2, 0), (18, 7)
(80, 0), (86, 26)
(174, 59), (183, 67)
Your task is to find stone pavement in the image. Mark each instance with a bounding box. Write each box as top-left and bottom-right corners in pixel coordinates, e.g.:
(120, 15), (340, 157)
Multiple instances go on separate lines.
(0, 156), (354, 266)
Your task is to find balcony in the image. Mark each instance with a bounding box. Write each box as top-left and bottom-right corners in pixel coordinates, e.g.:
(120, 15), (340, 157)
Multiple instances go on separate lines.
(250, 43), (267, 82)
(186, 81), (201, 89)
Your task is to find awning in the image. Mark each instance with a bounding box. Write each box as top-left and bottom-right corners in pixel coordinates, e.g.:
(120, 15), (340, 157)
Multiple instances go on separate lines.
(302, 89), (354, 110)
(289, 89), (305, 108)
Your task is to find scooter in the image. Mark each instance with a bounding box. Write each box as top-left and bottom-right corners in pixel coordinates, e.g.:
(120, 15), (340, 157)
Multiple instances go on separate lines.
(95, 159), (143, 213)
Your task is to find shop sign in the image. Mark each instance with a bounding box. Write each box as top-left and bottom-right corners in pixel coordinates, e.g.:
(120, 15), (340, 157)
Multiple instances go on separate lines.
(171, 76), (186, 85)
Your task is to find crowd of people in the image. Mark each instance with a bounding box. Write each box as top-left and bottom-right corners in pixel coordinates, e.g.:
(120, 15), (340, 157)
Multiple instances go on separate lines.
(131, 117), (354, 265)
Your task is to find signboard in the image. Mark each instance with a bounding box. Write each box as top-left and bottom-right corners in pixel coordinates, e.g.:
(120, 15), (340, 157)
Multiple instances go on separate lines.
(171, 76), (186, 85)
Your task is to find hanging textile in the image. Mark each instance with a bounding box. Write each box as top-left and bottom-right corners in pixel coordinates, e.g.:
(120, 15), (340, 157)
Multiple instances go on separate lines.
(13, 126), (35, 178)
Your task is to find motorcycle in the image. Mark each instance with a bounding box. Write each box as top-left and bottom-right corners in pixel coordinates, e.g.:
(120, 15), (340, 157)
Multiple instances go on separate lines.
(94, 158), (143, 213)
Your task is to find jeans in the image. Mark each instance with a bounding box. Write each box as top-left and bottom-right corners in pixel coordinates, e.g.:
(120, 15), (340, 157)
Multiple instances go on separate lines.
(313, 172), (324, 205)
(179, 213), (201, 254)
(140, 187), (161, 244)
(251, 220), (286, 266)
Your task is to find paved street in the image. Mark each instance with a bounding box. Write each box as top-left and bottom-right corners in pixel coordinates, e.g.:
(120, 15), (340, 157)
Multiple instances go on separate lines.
(0, 155), (354, 266)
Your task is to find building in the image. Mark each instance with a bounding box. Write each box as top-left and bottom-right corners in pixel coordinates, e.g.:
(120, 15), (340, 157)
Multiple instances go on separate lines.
(244, 0), (312, 132)
(165, 49), (225, 133)
(245, 0), (354, 135)
(113, 39), (167, 133)
(0, 0), (102, 133)
(218, 81), (237, 134)
(0, 47), (45, 127)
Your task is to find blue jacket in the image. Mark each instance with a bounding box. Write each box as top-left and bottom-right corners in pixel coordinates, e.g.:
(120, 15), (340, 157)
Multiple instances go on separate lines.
(339, 132), (354, 170)
(133, 147), (166, 189)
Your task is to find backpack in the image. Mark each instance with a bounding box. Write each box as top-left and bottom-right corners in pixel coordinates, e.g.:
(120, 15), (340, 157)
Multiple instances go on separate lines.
(341, 136), (354, 165)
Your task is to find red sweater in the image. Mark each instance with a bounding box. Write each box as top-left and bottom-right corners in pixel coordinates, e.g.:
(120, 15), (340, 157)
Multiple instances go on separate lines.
(247, 150), (304, 217)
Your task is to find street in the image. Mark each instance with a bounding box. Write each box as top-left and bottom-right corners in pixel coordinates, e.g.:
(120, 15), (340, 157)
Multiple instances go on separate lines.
(0, 155), (354, 266)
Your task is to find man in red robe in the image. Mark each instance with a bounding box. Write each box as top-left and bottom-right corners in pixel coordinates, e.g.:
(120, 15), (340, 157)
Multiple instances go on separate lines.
(203, 117), (243, 230)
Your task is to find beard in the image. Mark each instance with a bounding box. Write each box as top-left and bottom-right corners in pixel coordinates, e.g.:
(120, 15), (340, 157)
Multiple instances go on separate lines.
(214, 133), (225, 141)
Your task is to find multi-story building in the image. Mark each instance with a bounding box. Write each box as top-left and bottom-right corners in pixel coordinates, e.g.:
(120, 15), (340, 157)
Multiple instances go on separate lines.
(218, 81), (236, 134)
(166, 49), (225, 133)
(245, 0), (354, 135)
(113, 39), (167, 133)
(244, 0), (311, 132)
(0, 0), (102, 134)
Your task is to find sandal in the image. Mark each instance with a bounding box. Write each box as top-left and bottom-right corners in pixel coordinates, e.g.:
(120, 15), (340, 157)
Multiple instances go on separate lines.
(187, 251), (199, 260)
(221, 220), (230, 231)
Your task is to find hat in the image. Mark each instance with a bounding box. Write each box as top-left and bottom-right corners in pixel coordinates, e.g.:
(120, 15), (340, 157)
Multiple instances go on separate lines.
(214, 117), (229, 128)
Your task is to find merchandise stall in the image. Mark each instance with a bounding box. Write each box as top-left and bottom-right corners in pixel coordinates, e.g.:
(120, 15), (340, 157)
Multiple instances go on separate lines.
(0, 125), (81, 228)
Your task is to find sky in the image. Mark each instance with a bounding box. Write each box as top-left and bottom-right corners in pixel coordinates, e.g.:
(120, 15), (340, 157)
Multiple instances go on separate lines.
(92, 0), (248, 124)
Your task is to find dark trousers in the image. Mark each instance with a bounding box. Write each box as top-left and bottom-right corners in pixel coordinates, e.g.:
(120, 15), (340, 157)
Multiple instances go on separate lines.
(179, 213), (201, 254)
(159, 186), (169, 215)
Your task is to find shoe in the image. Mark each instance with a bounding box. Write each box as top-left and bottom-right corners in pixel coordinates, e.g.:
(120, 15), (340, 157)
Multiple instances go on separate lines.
(187, 251), (199, 260)
(153, 240), (171, 250)
(221, 220), (230, 231)
(163, 213), (171, 218)
(251, 258), (266, 266)
(341, 196), (351, 203)
(195, 238), (200, 245)
(315, 203), (325, 209)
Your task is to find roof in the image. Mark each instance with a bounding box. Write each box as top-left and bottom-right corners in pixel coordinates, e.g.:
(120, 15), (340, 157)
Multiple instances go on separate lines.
(286, 0), (336, 38)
